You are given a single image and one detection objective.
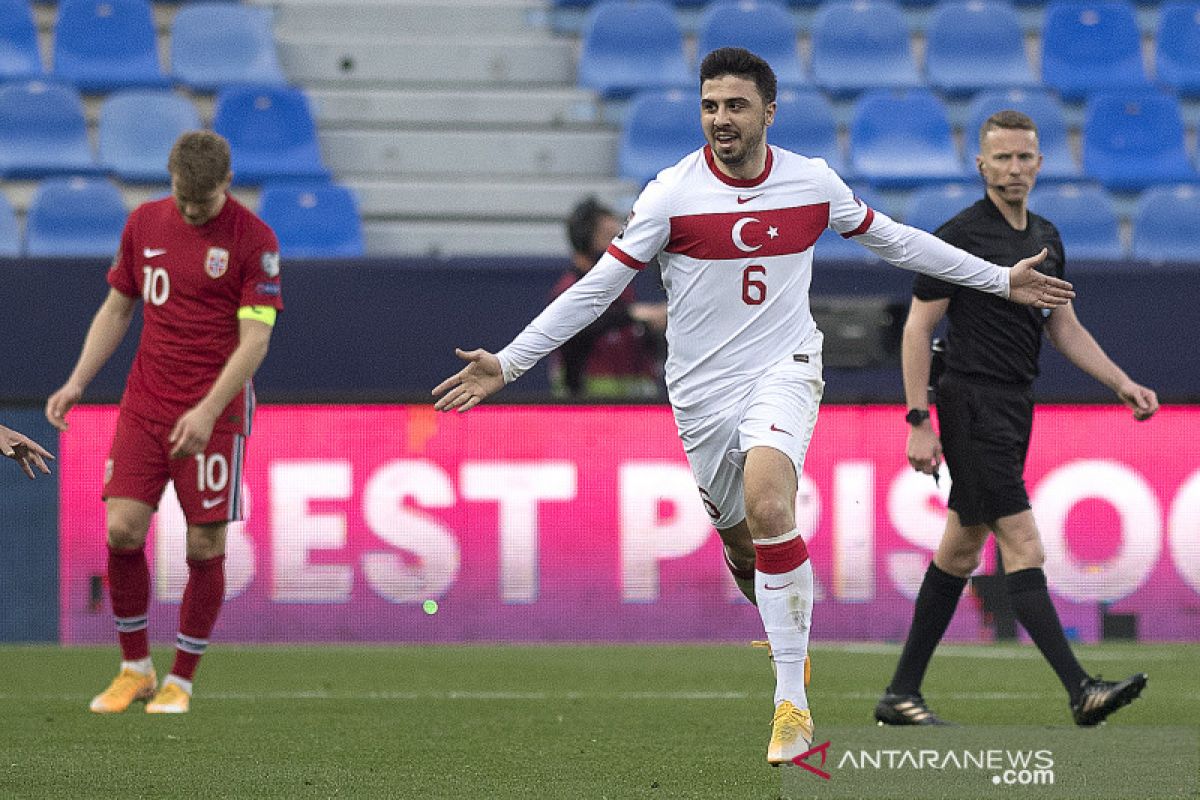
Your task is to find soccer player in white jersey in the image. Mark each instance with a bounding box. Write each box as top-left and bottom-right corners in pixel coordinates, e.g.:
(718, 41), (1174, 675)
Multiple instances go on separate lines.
(432, 48), (1074, 764)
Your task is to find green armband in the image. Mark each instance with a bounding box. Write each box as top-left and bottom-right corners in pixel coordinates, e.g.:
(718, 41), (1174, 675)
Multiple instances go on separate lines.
(237, 306), (277, 326)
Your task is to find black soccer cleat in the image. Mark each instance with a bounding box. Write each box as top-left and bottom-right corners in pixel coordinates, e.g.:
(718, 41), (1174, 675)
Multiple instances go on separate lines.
(874, 690), (949, 726)
(1071, 673), (1148, 727)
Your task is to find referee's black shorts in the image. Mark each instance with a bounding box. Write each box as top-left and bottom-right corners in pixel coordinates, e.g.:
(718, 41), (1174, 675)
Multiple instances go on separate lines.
(935, 372), (1034, 527)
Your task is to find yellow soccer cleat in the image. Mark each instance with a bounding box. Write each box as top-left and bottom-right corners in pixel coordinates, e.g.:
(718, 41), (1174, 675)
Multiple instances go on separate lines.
(89, 667), (157, 714)
(751, 640), (811, 687)
(767, 700), (815, 765)
(145, 682), (191, 714)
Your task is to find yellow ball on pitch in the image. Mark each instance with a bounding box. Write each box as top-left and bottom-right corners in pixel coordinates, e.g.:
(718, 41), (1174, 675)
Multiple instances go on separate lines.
(423, 599), (439, 615)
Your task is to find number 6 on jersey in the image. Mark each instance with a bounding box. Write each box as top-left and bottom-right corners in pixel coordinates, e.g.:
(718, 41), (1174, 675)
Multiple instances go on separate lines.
(742, 265), (766, 305)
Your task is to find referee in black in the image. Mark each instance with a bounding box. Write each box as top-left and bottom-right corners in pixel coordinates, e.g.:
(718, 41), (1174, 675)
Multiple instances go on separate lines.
(875, 110), (1159, 727)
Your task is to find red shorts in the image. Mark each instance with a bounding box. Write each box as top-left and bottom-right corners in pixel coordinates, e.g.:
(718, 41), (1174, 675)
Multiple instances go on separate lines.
(104, 411), (246, 525)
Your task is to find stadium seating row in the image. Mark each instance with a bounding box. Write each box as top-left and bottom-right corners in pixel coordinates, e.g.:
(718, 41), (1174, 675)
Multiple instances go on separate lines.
(577, 0), (1200, 100)
(0, 179), (363, 258)
(619, 86), (1200, 190)
(0, 0), (284, 92)
(0, 81), (328, 185)
(8, 175), (1193, 263)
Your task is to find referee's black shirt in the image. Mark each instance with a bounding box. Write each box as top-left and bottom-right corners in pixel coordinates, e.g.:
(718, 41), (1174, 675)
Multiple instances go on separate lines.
(913, 196), (1065, 387)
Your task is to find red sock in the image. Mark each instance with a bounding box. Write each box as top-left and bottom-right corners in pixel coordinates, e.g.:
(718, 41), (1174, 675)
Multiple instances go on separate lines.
(753, 532), (810, 574)
(171, 554), (225, 681)
(108, 545), (150, 661)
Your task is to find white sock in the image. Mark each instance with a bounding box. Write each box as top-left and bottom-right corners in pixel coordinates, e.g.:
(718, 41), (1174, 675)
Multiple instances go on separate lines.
(163, 674), (193, 695)
(753, 532), (814, 709)
(122, 657), (154, 675)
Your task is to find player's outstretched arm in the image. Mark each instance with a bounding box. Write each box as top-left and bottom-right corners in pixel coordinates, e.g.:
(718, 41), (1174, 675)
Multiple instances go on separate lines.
(433, 348), (505, 413)
(1006, 249), (1074, 309)
(0, 424), (54, 479)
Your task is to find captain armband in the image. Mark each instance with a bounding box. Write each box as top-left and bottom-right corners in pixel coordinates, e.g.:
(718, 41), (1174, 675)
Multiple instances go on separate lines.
(237, 306), (278, 327)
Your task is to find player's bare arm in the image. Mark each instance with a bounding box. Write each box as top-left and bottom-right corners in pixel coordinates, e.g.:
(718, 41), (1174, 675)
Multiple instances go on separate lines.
(1, 423), (55, 479)
(1044, 301), (1159, 421)
(46, 288), (138, 431)
(901, 297), (947, 476)
(432, 348), (505, 413)
(169, 317), (272, 458)
(1007, 248), (1074, 309)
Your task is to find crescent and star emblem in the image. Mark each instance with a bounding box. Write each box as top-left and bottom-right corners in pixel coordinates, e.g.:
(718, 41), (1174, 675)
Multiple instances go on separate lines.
(732, 217), (762, 252)
(732, 217), (781, 253)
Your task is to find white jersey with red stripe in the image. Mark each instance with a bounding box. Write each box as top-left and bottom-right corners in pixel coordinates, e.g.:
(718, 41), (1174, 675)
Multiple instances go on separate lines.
(495, 144), (1010, 414)
(607, 145), (869, 412)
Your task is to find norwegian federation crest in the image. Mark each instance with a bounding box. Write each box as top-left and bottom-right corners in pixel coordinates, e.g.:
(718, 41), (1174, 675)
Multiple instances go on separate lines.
(261, 251), (280, 278)
(205, 247), (230, 279)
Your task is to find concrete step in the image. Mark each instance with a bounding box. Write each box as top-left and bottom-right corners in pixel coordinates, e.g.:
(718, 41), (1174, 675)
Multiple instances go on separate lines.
(346, 178), (635, 220)
(277, 36), (575, 87)
(309, 88), (601, 129)
(321, 129), (617, 178)
(363, 219), (566, 258)
(269, 0), (546, 37)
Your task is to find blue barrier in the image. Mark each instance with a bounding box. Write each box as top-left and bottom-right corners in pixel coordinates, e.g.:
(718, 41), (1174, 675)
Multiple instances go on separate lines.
(0, 407), (59, 642)
(1, 256), (1196, 404)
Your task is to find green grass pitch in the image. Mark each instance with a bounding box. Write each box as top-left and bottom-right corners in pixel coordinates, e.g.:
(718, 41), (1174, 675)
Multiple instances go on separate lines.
(0, 642), (1196, 799)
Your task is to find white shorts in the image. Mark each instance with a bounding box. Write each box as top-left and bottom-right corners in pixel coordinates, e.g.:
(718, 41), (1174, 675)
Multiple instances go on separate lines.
(675, 353), (824, 531)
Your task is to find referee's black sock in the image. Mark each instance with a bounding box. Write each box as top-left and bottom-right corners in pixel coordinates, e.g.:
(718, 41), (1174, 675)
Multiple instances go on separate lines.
(1005, 567), (1089, 704)
(887, 562), (967, 696)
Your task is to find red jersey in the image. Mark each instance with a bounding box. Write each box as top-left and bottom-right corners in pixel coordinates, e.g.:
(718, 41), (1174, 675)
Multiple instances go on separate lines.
(108, 194), (282, 435)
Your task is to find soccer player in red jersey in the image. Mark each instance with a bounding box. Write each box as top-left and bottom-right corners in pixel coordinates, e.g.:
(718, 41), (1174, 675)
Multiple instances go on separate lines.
(46, 131), (282, 714)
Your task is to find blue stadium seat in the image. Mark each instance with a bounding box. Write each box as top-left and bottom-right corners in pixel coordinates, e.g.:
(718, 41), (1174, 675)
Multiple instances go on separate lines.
(0, 191), (19, 257)
(905, 182), (978, 232)
(0, 80), (100, 178)
(1131, 184), (1200, 262)
(618, 89), (702, 186)
(212, 85), (330, 186)
(1155, 2), (1200, 98)
(810, 0), (920, 96)
(696, 0), (803, 86)
(1041, 1), (1148, 101)
(259, 183), (366, 258)
(1028, 183), (1124, 260)
(25, 177), (127, 258)
(0, 0), (42, 81)
(849, 89), (965, 188)
(771, 88), (844, 173)
(578, 0), (690, 99)
(1083, 91), (1196, 191)
(53, 0), (169, 92)
(99, 91), (201, 183)
(925, 1), (1037, 95)
(965, 89), (1079, 182)
(171, 3), (286, 91)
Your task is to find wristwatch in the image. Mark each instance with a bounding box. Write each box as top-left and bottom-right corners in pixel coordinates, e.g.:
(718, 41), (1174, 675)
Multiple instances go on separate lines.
(905, 408), (931, 426)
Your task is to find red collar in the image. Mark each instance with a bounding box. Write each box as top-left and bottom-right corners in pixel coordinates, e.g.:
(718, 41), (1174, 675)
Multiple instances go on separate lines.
(704, 144), (773, 188)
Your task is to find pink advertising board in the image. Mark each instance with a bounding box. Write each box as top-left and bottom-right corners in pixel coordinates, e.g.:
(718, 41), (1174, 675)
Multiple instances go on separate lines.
(59, 405), (1200, 643)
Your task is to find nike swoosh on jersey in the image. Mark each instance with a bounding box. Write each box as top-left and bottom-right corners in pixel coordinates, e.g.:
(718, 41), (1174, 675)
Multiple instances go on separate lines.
(201, 497), (225, 509)
(143, 248), (167, 258)
(737, 194), (763, 204)
(770, 423), (794, 436)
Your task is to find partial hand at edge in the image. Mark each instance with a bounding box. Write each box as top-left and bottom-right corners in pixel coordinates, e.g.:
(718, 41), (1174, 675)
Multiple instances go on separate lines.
(1007, 248), (1075, 309)
(1, 424), (55, 479)
(432, 348), (505, 413)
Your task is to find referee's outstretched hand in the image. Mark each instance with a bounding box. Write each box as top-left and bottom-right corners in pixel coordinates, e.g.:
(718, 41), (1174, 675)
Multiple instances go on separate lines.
(432, 348), (505, 413)
(1007, 248), (1074, 309)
